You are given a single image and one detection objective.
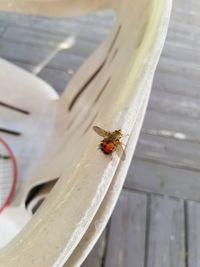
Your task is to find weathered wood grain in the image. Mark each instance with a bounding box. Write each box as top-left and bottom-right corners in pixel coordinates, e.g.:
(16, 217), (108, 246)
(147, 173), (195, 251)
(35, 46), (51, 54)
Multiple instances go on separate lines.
(104, 191), (147, 267)
(135, 133), (200, 171)
(146, 195), (185, 267)
(2, 25), (106, 46)
(153, 71), (200, 99)
(157, 56), (200, 81)
(187, 201), (200, 267)
(162, 41), (200, 66)
(173, 0), (200, 14)
(0, 39), (85, 71)
(148, 89), (200, 119)
(143, 110), (200, 144)
(125, 158), (200, 201)
(0, 11), (114, 29)
(0, 39), (55, 64)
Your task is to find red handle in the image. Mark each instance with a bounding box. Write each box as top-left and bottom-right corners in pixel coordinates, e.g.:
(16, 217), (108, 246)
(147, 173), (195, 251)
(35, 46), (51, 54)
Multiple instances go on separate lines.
(0, 137), (17, 213)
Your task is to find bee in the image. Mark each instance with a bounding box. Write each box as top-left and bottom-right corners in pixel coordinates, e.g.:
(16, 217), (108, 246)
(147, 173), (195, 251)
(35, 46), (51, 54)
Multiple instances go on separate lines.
(93, 126), (126, 160)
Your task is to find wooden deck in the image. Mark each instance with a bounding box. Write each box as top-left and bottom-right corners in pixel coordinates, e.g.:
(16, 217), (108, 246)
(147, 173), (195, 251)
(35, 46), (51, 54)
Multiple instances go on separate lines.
(0, 0), (200, 266)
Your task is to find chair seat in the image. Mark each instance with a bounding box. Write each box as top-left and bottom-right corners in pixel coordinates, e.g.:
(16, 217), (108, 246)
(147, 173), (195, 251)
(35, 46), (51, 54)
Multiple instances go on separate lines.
(0, 58), (58, 201)
(0, 58), (59, 247)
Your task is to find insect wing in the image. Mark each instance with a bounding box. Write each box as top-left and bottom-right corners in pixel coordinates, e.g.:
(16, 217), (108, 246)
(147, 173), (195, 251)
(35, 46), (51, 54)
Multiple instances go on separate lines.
(116, 143), (126, 161)
(93, 126), (108, 137)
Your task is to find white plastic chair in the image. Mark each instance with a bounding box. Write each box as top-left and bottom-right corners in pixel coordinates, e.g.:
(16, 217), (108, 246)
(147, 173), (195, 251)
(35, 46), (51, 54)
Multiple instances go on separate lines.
(0, 0), (172, 266)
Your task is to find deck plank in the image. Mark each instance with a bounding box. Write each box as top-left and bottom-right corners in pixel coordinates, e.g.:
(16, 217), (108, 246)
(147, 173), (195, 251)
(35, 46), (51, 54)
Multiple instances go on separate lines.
(143, 110), (200, 143)
(2, 25), (107, 46)
(125, 158), (200, 201)
(104, 191), (147, 267)
(153, 71), (200, 99)
(136, 133), (200, 171)
(187, 201), (200, 267)
(146, 196), (185, 267)
(148, 90), (200, 120)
